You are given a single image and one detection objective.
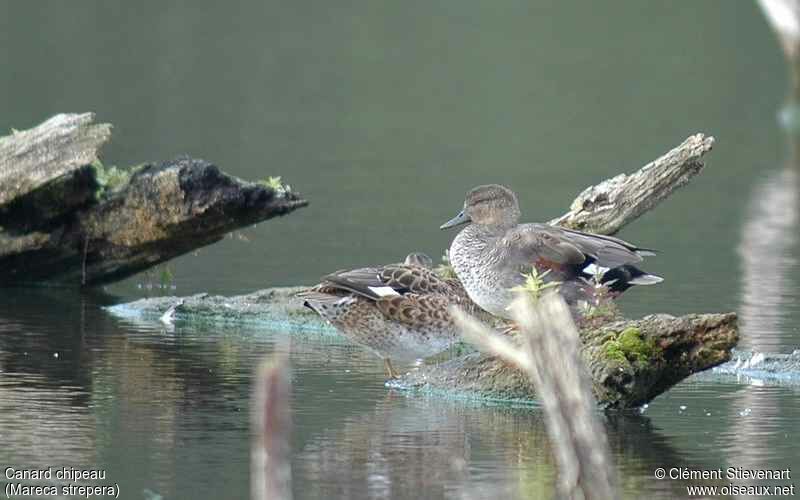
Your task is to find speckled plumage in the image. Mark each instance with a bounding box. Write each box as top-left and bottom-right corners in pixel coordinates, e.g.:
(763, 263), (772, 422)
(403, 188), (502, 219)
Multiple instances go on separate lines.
(442, 184), (662, 319)
(298, 254), (473, 376)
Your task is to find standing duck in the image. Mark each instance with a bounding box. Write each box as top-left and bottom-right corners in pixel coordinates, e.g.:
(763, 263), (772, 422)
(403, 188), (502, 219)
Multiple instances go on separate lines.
(440, 184), (662, 319)
(298, 253), (471, 379)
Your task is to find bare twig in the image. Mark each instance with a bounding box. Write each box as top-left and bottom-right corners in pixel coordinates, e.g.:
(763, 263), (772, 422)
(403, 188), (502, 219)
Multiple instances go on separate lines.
(451, 294), (616, 500)
(251, 354), (292, 500)
(549, 134), (714, 235)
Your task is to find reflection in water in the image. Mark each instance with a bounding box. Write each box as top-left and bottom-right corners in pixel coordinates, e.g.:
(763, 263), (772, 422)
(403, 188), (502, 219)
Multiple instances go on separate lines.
(0, 374), (97, 468)
(1, 290), (798, 499)
(2, 1), (800, 498)
(733, 5), (800, 496)
(291, 389), (739, 500)
(0, 293), (97, 469)
(0, 290), (260, 499)
(734, 130), (800, 498)
(295, 393), (479, 499)
(737, 167), (799, 352)
(737, 3), (800, 484)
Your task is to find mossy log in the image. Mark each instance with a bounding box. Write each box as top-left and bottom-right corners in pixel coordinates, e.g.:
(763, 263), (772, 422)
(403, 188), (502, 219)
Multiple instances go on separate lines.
(0, 113), (307, 286)
(408, 312), (738, 409)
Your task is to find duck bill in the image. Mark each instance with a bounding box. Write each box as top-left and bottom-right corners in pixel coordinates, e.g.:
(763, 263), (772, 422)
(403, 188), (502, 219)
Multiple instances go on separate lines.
(440, 210), (471, 230)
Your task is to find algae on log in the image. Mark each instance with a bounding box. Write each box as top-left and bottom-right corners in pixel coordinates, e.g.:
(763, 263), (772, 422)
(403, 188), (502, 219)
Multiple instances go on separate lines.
(0, 113), (308, 286)
(108, 288), (319, 331)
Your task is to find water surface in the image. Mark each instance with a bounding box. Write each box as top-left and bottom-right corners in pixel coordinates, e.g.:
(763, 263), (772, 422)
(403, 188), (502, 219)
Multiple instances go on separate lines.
(1, 1), (799, 498)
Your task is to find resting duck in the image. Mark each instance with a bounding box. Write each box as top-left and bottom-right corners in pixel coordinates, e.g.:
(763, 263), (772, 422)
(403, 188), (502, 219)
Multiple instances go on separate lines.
(298, 253), (470, 379)
(440, 184), (662, 319)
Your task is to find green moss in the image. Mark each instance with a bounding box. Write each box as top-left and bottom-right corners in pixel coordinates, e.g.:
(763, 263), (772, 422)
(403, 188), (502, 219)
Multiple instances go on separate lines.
(89, 161), (149, 200)
(601, 327), (657, 365)
(603, 342), (628, 363)
(90, 160), (134, 199)
(258, 176), (291, 195)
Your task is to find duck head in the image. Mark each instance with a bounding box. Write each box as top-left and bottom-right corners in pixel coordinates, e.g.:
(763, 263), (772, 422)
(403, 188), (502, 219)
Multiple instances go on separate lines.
(440, 184), (521, 230)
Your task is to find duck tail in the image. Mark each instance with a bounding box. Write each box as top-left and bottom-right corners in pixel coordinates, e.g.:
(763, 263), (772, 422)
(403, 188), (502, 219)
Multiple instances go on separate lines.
(297, 290), (352, 316)
(601, 265), (663, 293)
(322, 268), (401, 301)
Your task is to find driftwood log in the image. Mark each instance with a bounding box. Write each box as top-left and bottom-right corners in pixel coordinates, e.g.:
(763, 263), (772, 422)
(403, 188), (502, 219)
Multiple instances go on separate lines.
(0, 113), (307, 286)
(549, 133), (713, 234)
(107, 133), (739, 409)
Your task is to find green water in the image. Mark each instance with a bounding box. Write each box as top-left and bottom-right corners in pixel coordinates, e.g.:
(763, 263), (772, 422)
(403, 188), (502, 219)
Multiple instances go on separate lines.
(2, 1), (799, 498)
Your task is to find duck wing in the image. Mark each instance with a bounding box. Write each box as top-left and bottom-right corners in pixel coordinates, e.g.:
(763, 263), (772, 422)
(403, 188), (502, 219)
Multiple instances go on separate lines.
(378, 264), (454, 295)
(374, 293), (451, 327)
(320, 264), (453, 301)
(503, 224), (651, 270)
(555, 226), (651, 267)
(502, 224), (587, 267)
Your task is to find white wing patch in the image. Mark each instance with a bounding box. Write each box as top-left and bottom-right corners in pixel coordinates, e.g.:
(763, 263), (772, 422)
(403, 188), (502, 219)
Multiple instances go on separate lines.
(628, 274), (664, 285)
(583, 263), (610, 275)
(369, 286), (401, 297)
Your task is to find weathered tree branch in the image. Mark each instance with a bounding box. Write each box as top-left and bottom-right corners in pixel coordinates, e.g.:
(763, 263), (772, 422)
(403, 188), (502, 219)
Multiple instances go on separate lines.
(0, 113), (308, 286)
(550, 134), (714, 235)
(0, 113), (111, 207)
